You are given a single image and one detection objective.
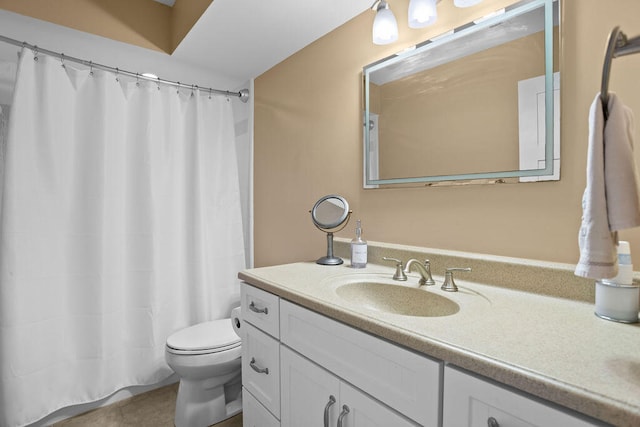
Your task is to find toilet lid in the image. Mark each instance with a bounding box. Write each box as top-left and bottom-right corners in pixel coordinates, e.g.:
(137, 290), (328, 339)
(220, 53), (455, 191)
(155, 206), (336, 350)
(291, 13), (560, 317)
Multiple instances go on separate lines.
(166, 319), (240, 352)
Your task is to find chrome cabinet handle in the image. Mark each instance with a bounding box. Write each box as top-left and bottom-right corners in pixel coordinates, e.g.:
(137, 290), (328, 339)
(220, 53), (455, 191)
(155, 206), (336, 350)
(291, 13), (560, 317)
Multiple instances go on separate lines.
(249, 357), (269, 375)
(337, 404), (350, 427)
(249, 301), (268, 315)
(487, 417), (500, 427)
(323, 395), (336, 427)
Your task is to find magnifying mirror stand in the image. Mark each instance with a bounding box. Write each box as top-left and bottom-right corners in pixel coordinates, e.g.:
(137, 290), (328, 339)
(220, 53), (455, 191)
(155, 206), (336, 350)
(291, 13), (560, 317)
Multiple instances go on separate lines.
(317, 232), (341, 265)
(310, 194), (352, 266)
(316, 211), (352, 265)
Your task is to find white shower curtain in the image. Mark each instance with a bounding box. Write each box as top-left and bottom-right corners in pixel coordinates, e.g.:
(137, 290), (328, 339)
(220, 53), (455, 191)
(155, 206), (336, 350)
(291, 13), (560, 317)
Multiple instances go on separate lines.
(0, 49), (246, 427)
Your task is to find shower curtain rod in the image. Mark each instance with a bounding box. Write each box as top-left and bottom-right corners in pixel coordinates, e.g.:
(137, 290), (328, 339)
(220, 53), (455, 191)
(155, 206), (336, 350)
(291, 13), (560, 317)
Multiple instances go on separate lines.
(0, 34), (250, 103)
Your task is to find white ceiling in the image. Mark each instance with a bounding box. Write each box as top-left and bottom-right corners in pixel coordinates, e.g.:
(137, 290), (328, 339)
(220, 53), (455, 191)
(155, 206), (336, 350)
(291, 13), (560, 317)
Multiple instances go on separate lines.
(170, 0), (373, 84)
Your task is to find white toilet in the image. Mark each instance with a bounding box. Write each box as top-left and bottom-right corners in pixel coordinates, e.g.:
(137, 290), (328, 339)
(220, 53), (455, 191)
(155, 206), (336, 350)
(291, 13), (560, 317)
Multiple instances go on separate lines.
(165, 315), (242, 427)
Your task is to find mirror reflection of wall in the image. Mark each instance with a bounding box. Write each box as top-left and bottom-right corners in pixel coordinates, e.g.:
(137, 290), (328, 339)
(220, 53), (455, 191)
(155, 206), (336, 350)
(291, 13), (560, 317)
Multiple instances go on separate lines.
(374, 30), (558, 178)
(364, 0), (560, 186)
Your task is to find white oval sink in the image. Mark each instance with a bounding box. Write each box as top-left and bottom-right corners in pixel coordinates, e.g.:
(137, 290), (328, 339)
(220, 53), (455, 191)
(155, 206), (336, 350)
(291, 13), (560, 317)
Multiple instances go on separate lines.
(335, 281), (460, 317)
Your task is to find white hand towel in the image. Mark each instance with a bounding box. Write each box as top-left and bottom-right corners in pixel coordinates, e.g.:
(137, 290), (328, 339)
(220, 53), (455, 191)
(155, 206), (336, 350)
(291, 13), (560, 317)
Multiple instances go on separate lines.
(575, 93), (640, 279)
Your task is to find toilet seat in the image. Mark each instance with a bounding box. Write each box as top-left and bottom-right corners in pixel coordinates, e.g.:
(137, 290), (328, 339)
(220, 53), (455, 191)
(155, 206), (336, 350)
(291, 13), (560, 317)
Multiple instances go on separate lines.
(166, 319), (241, 355)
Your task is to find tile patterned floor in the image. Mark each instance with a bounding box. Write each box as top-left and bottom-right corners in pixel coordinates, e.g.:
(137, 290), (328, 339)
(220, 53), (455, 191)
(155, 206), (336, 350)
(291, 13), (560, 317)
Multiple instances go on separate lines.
(53, 383), (242, 427)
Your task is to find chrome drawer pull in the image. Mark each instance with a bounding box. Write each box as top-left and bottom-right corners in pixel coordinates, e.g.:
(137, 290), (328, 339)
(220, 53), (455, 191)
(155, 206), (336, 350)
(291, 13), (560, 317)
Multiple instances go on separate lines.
(249, 357), (269, 375)
(249, 301), (268, 315)
(323, 395), (336, 427)
(487, 417), (500, 427)
(337, 404), (350, 427)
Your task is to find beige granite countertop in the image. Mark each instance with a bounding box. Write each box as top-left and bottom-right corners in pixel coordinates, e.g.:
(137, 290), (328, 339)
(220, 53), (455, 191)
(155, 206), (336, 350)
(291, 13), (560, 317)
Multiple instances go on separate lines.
(239, 241), (640, 426)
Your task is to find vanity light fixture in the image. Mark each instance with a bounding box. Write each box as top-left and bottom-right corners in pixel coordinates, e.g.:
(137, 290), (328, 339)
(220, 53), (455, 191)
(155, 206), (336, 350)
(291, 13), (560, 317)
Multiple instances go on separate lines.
(373, 0), (484, 43)
(371, 0), (399, 45)
(408, 0), (438, 28)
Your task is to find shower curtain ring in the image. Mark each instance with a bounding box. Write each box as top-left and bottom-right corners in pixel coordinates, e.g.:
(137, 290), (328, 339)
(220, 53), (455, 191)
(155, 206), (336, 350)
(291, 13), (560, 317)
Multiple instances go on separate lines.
(32, 45), (39, 61)
(89, 61), (94, 76)
(136, 73), (140, 87)
(208, 88), (212, 99)
(60, 53), (65, 68)
(177, 82), (181, 94)
(115, 68), (120, 82)
(156, 77), (161, 90)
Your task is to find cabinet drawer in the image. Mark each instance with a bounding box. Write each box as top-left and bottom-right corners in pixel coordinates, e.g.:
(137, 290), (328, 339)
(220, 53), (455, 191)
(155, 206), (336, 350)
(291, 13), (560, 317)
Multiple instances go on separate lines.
(241, 283), (280, 338)
(280, 300), (441, 427)
(242, 322), (281, 419)
(242, 387), (280, 427)
(443, 366), (602, 427)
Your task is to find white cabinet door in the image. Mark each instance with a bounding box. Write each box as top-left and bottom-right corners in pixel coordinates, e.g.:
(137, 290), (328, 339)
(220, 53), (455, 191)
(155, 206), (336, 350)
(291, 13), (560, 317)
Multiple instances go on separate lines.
(443, 366), (601, 427)
(281, 345), (339, 427)
(242, 387), (280, 427)
(339, 382), (420, 427)
(281, 345), (419, 427)
(280, 300), (440, 427)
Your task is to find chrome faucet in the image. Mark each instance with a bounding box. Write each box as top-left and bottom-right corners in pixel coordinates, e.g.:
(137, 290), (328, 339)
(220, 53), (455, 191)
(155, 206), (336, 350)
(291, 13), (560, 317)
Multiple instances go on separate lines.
(404, 259), (436, 287)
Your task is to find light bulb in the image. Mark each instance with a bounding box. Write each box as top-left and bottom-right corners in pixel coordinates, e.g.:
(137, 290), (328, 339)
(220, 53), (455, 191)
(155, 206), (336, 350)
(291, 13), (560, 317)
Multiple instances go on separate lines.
(454, 0), (483, 7)
(408, 0), (438, 28)
(373, 3), (399, 45)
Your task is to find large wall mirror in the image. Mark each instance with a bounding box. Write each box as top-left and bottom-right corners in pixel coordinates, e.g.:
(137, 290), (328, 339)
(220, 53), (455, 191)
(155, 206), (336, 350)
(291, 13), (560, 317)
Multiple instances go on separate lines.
(363, 0), (559, 187)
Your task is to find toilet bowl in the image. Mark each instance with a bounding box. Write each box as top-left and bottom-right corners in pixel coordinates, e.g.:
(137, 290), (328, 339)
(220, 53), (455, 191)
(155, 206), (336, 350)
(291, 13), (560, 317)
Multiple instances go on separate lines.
(165, 317), (242, 427)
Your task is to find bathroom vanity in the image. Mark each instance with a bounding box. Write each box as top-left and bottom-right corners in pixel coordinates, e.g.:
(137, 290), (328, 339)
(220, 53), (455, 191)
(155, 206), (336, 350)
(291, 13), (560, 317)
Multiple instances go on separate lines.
(238, 240), (640, 427)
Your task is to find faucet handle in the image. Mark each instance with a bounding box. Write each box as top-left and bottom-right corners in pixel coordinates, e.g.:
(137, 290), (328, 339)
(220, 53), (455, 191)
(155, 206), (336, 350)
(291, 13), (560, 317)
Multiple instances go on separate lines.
(383, 257), (407, 281)
(422, 259), (436, 286)
(441, 267), (471, 292)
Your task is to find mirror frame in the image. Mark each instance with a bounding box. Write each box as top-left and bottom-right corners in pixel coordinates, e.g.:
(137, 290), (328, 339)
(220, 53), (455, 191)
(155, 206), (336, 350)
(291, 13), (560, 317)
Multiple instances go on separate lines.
(311, 194), (351, 230)
(363, 0), (556, 186)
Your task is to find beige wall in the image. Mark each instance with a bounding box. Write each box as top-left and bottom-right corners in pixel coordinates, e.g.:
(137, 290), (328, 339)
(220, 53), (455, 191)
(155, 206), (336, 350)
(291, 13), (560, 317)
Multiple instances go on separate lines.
(255, 0), (640, 269)
(0, 0), (212, 53)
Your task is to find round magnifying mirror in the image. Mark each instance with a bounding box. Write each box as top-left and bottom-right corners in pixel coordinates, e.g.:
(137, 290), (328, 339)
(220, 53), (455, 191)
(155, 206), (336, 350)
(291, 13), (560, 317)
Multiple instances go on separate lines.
(311, 195), (351, 265)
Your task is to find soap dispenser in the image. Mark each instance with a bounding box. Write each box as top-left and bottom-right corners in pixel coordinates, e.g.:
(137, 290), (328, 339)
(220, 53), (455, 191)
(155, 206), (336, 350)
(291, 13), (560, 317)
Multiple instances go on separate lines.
(350, 219), (367, 268)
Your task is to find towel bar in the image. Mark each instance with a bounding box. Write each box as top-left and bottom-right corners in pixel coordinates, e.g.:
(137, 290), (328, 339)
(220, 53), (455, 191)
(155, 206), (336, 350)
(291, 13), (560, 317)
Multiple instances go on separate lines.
(601, 26), (640, 119)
